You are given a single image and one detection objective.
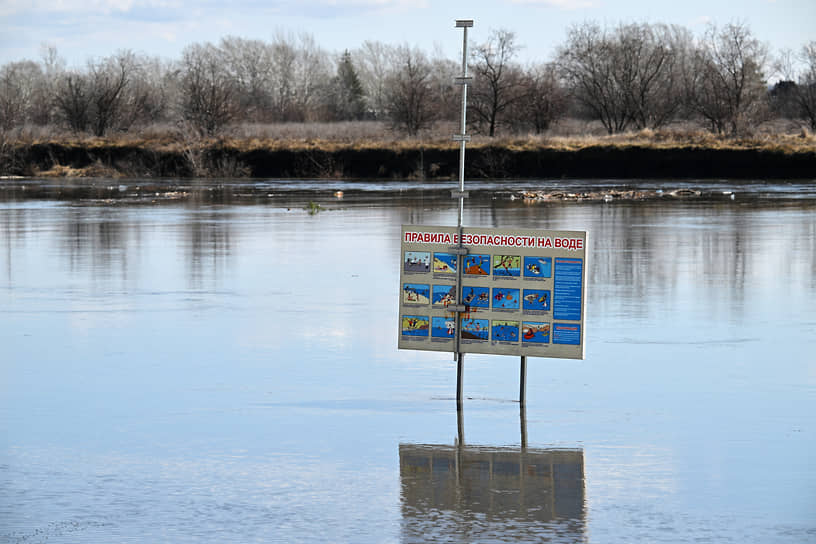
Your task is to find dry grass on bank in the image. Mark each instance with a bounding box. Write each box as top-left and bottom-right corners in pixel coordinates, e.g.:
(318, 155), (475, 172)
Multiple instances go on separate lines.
(492, 128), (816, 154)
(35, 161), (122, 178)
(3, 119), (816, 155)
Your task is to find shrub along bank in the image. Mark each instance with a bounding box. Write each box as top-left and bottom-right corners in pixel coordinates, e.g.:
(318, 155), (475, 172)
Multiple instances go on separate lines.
(2, 137), (815, 180)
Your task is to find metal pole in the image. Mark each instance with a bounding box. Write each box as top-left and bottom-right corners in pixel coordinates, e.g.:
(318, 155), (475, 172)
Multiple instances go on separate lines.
(519, 355), (527, 405)
(457, 23), (469, 229)
(454, 19), (473, 409)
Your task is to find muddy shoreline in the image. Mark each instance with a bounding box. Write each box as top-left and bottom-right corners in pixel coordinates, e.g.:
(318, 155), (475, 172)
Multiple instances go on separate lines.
(3, 141), (815, 180)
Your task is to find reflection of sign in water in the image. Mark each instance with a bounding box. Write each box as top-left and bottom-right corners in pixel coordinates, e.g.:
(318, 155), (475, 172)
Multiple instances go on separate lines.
(400, 444), (585, 541)
(399, 225), (586, 359)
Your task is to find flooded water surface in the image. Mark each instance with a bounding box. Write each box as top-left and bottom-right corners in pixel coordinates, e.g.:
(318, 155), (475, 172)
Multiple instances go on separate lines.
(1, 180), (815, 543)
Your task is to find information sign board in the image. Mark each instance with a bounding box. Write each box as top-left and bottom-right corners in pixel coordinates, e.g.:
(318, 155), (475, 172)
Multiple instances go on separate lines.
(398, 225), (587, 359)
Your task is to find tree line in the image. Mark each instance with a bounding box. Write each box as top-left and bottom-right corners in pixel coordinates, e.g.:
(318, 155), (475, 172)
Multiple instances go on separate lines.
(1, 23), (814, 139)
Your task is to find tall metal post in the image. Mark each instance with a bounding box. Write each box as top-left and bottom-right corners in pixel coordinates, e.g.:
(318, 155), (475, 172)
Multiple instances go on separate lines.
(519, 355), (527, 405)
(453, 19), (473, 409)
(456, 20), (471, 228)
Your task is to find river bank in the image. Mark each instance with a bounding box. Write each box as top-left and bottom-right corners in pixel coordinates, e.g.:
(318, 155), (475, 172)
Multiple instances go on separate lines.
(2, 178), (814, 206)
(2, 133), (815, 180)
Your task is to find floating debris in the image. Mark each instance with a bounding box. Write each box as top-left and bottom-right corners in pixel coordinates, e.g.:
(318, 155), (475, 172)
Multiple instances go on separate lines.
(517, 188), (707, 202)
(668, 189), (701, 198)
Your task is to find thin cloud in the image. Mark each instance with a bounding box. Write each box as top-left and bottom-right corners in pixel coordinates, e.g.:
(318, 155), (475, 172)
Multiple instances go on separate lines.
(0, 0), (425, 19)
(505, 0), (598, 9)
(689, 14), (712, 27)
(281, 0), (428, 17)
(1, 0), (179, 15)
(318, 0), (424, 6)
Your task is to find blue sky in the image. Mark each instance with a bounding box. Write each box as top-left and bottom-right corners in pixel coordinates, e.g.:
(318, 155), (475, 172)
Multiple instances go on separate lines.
(1, 0), (813, 68)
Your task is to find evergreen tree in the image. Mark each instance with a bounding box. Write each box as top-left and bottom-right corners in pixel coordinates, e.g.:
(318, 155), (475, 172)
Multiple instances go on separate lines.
(330, 50), (366, 120)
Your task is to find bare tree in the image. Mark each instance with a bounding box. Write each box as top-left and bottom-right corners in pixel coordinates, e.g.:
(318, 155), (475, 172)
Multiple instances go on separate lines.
(686, 23), (769, 135)
(384, 45), (434, 136)
(0, 64), (25, 129)
(267, 31), (331, 122)
(558, 22), (691, 134)
(511, 62), (568, 134)
(118, 55), (173, 129)
(355, 41), (396, 119)
(796, 42), (816, 130)
(33, 44), (65, 125)
(268, 34), (297, 121)
(0, 61), (45, 129)
(87, 51), (135, 136)
(469, 29), (525, 137)
(771, 49), (800, 119)
(54, 71), (92, 133)
(558, 22), (629, 134)
(50, 50), (162, 135)
(220, 36), (274, 121)
(616, 23), (691, 129)
(428, 46), (460, 123)
(291, 33), (332, 122)
(40, 44), (64, 77)
(179, 43), (237, 135)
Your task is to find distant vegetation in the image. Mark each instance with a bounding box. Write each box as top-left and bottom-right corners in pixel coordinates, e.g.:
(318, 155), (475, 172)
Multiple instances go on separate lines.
(1, 22), (815, 178)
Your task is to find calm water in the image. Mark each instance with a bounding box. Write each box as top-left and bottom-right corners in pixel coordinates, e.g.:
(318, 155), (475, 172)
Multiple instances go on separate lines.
(1, 180), (815, 543)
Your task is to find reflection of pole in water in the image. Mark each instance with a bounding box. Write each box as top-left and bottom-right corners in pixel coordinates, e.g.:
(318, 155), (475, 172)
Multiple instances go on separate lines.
(457, 403), (465, 447)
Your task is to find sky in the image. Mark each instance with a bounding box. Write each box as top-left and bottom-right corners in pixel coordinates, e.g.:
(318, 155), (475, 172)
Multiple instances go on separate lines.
(0, 0), (814, 70)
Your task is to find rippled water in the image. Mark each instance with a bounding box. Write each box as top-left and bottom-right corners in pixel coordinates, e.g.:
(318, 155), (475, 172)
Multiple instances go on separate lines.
(1, 179), (815, 543)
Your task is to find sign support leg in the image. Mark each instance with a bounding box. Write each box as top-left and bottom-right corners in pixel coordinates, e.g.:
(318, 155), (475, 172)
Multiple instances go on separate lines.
(519, 355), (527, 405)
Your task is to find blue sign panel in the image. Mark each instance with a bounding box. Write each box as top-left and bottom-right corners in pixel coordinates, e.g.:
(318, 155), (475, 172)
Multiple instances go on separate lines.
(553, 258), (583, 321)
